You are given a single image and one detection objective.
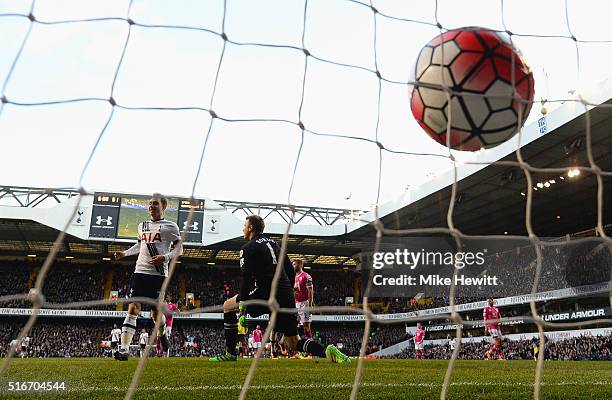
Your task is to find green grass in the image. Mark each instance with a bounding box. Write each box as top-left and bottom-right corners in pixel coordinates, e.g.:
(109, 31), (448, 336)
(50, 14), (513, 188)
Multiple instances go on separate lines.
(0, 358), (610, 399)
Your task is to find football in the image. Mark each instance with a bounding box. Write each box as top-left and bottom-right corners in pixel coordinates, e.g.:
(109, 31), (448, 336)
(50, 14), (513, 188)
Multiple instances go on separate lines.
(411, 27), (535, 151)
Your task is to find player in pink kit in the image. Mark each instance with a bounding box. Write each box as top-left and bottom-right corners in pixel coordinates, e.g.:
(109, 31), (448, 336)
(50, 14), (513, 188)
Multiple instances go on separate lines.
(252, 325), (263, 358)
(483, 297), (503, 360)
(414, 322), (425, 359)
(292, 259), (314, 339)
(157, 294), (178, 357)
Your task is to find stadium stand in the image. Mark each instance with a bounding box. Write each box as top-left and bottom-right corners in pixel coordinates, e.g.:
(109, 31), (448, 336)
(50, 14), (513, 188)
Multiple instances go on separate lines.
(390, 334), (612, 361)
(0, 238), (609, 316)
(0, 319), (409, 358)
(0, 262), (357, 311)
(0, 221), (609, 363)
(0, 261), (32, 308)
(2, 316), (610, 361)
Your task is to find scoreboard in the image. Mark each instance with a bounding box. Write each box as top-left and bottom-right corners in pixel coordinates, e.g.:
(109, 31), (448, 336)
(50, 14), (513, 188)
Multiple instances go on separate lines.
(89, 193), (205, 244)
(178, 198), (205, 243)
(89, 194), (121, 239)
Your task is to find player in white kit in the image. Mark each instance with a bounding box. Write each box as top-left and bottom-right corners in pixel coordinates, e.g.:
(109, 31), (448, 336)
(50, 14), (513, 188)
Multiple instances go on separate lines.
(113, 193), (183, 361)
(109, 324), (121, 355)
(21, 336), (30, 358)
(139, 329), (149, 358)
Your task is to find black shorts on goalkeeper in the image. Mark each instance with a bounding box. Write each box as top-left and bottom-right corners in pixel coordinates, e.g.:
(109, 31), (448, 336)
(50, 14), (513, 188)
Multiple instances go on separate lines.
(241, 286), (297, 337)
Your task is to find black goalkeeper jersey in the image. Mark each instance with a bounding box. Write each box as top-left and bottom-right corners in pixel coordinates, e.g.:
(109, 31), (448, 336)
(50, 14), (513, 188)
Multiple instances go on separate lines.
(238, 234), (295, 302)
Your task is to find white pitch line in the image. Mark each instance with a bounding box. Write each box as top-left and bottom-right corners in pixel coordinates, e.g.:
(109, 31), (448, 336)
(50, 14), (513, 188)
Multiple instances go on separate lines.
(63, 381), (612, 392)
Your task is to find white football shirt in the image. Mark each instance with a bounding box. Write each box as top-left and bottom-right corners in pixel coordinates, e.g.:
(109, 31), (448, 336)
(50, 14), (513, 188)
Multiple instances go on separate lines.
(111, 328), (121, 342)
(134, 219), (181, 277)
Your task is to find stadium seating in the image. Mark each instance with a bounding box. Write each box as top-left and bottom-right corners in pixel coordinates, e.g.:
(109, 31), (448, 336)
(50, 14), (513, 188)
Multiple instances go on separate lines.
(390, 334), (612, 361)
(2, 317), (610, 360)
(0, 238), (608, 316)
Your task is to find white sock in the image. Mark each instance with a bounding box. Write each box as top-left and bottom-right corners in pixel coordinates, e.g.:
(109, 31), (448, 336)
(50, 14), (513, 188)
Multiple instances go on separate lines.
(120, 314), (137, 351)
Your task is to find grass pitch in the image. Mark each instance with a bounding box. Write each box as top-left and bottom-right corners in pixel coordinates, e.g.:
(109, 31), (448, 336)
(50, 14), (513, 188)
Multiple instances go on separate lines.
(0, 358), (610, 399)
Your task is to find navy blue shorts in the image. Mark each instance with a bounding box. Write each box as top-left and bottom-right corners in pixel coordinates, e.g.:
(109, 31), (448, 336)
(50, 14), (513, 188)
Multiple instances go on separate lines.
(127, 273), (165, 301)
(245, 286), (297, 337)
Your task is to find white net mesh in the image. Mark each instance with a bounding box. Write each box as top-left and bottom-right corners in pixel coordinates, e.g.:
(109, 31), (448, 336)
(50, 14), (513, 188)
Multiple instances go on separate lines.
(0, 0), (610, 399)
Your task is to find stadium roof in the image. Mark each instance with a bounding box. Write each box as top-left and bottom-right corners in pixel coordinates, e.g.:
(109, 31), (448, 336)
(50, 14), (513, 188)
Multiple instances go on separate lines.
(349, 100), (612, 239)
(0, 79), (610, 265)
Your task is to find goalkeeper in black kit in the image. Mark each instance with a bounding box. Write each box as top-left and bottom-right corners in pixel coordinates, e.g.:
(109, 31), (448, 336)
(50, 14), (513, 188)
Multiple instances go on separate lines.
(209, 215), (349, 364)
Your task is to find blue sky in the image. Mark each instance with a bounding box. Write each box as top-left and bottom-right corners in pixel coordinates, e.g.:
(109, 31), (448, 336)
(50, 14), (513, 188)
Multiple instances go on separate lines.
(1, 0), (611, 209)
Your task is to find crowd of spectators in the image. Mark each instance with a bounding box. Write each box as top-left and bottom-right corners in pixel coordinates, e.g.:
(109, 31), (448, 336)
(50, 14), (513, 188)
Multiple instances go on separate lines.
(391, 333), (612, 361)
(313, 325), (367, 356)
(178, 268), (353, 309)
(182, 267), (239, 309)
(310, 271), (354, 307)
(169, 324), (225, 357)
(2, 317), (610, 361)
(310, 325), (409, 356)
(0, 238), (608, 316)
(42, 262), (107, 305)
(374, 239), (610, 314)
(545, 334), (612, 360)
(451, 240), (610, 299)
(0, 261), (356, 311)
(364, 325), (411, 354)
(0, 319), (224, 358)
(0, 262), (32, 308)
(0, 319), (105, 358)
(0, 319), (409, 358)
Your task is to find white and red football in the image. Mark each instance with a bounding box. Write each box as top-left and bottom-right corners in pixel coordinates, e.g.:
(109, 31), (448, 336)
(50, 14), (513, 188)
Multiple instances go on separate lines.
(411, 27), (535, 151)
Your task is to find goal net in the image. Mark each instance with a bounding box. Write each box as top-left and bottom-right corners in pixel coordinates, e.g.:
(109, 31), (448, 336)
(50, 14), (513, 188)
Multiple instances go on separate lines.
(0, 1), (610, 399)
